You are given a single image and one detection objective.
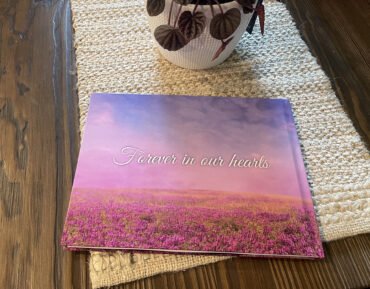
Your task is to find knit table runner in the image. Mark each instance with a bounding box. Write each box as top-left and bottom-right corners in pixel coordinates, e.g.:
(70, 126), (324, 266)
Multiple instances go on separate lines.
(70, 0), (370, 288)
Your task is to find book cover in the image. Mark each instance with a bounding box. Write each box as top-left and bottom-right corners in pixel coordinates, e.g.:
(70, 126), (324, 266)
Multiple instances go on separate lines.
(61, 93), (324, 258)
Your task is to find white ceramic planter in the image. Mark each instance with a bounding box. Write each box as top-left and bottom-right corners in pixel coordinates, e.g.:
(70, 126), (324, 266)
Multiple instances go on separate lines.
(145, 0), (258, 69)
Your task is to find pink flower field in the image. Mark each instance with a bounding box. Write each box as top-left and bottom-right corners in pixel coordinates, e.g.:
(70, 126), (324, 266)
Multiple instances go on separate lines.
(61, 188), (323, 258)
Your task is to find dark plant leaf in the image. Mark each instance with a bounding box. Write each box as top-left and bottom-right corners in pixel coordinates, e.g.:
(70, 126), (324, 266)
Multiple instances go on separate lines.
(174, 0), (192, 5)
(236, 0), (256, 5)
(256, 4), (265, 35)
(147, 0), (165, 17)
(178, 11), (206, 41)
(242, 6), (253, 14)
(154, 25), (188, 51)
(212, 37), (233, 61)
(246, 0), (262, 33)
(236, 0), (256, 14)
(210, 8), (241, 40)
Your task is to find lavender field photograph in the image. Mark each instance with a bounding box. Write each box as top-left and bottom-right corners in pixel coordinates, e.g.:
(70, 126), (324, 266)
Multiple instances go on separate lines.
(62, 93), (323, 258)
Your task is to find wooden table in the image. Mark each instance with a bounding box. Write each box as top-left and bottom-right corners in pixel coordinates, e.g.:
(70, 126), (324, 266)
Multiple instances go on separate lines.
(0, 0), (369, 288)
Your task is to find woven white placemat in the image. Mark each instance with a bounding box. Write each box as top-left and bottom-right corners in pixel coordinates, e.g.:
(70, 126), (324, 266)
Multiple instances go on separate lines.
(70, 0), (370, 287)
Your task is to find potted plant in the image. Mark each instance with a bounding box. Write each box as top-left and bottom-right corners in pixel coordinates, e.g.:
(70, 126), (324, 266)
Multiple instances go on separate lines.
(145, 0), (265, 69)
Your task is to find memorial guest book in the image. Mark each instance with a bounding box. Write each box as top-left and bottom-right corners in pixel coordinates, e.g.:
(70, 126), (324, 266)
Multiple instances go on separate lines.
(61, 93), (324, 259)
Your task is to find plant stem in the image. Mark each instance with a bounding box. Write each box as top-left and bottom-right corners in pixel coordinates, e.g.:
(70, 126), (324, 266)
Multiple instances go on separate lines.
(208, 0), (215, 17)
(193, 0), (200, 14)
(168, 0), (174, 25)
(174, 4), (183, 28)
(214, 0), (223, 14)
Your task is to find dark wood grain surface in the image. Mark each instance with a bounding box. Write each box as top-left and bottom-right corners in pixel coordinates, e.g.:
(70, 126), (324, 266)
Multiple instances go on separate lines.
(0, 0), (369, 288)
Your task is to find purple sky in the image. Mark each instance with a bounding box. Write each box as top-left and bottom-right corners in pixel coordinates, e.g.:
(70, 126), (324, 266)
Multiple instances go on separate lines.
(73, 93), (311, 199)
